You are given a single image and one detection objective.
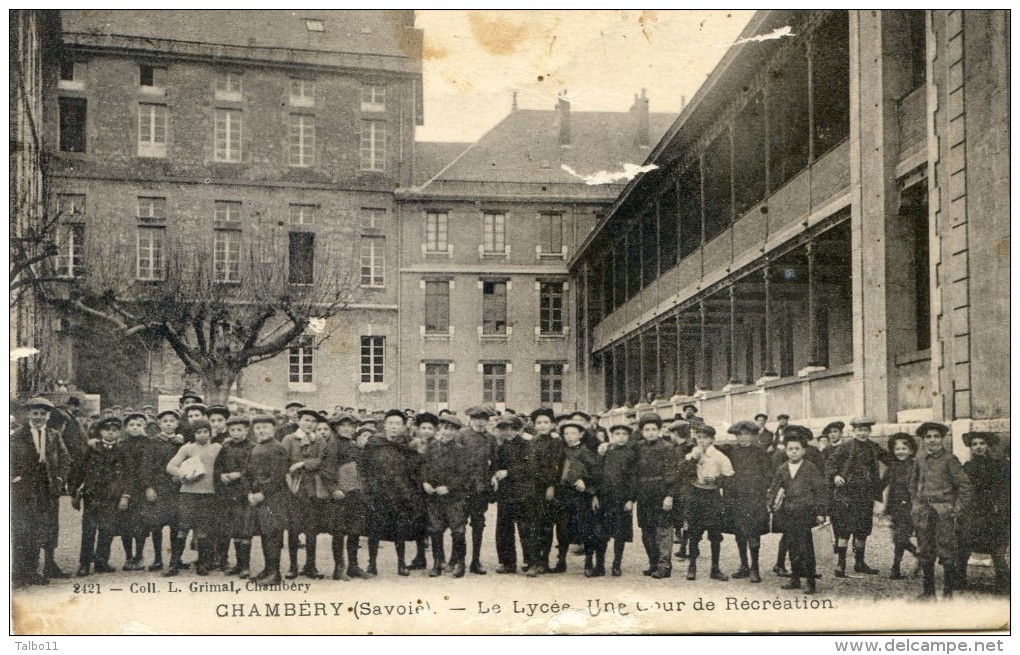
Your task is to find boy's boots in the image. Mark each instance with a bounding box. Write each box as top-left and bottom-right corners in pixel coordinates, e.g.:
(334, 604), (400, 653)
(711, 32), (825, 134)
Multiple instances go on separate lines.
(429, 532), (445, 577)
(918, 562), (937, 600)
(709, 541), (728, 581)
(749, 546), (762, 583)
(853, 545), (879, 575)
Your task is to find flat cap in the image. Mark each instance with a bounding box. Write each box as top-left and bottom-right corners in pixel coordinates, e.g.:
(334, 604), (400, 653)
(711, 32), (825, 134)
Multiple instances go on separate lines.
(226, 415), (250, 427)
(206, 405), (231, 419)
(121, 411), (148, 424)
(284, 401), (306, 410)
(558, 420), (587, 435)
(415, 412), (440, 428)
(328, 412), (359, 427)
(183, 403), (208, 414)
(23, 396), (55, 411)
(727, 420), (759, 435)
(384, 408), (407, 421)
(681, 404), (699, 413)
(530, 407), (556, 422)
(250, 414), (277, 426)
(822, 421), (846, 434)
(777, 413), (791, 421)
(962, 431), (999, 448)
(189, 418), (212, 433)
(179, 392), (203, 404)
(95, 416), (122, 431)
(569, 410), (591, 422)
(465, 405), (492, 419)
(157, 409), (181, 420)
(438, 414), (463, 429)
(638, 413), (663, 429)
(296, 407), (321, 420)
(609, 423), (634, 435)
(493, 415), (520, 430)
(693, 424), (717, 438)
(915, 421), (949, 438)
(784, 425), (814, 443)
(849, 416), (876, 428)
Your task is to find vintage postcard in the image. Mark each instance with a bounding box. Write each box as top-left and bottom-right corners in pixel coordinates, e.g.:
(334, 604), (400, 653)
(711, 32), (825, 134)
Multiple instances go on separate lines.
(9, 9), (1010, 637)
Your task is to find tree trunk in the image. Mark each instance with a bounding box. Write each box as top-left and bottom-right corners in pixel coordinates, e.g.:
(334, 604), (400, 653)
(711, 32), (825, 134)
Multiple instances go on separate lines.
(198, 365), (239, 406)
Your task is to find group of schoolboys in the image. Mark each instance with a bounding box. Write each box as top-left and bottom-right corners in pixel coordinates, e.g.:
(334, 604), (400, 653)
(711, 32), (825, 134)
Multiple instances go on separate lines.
(34, 393), (1008, 602)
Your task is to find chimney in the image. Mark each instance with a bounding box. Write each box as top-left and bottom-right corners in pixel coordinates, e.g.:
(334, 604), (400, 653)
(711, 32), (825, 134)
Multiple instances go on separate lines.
(557, 90), (571, 146)
(632, 88), (650, 147)
(511, 90), (518, 112)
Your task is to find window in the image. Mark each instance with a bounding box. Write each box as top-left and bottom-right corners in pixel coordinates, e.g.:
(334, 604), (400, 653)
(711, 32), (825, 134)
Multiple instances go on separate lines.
(425, 363), (449, 403)
(361, 84), (386, 112)
(703, 131), (732, 242)
(482, 363), (507, 403)
(425, 211), (448, 252)
(539, 281), (564, 334)
(289, 114), (315, 167)
(57, 193), (86, 217)
(289, 204), (316, 226)
(360, 207), (386, 229)
(811, 13), (850, 157)
(139, 64), (167, 90)
(360, 237), (385, 287)
(214, 230), (241, 283)
(483, 212), (506, 253)
(305, 19), (324, 32)
(360, 336), (385, 383)
(138, 103), (167, 157)
(424, 281), (450, 333)
(214, 200), (241, 223)
(58, 60), (86, 90)
(539, 363), (564, 406)
(58, 97), (87, 153)
(136, 227), (165, 281)
(906, 10), (927, 90)
(289, 337), (314, 384)
(482, 280), (507, 334)
(288, 232), (314, 284)
(539, 212), (563, 254)
(214, 72), (242, 101)
(137, 197), (166, 222)
(54, 224), (85, 279)
(214, 109), (242, 162)
(289, 79), (315, 107)
(360, 120), (385, 171)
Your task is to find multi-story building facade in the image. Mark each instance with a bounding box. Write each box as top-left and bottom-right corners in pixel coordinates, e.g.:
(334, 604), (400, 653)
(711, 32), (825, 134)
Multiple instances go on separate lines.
(397, 96), (674, 412)
(570, 10), (1009, 448)
(45, 10), (423, 409)
(10, 10), (63, 398)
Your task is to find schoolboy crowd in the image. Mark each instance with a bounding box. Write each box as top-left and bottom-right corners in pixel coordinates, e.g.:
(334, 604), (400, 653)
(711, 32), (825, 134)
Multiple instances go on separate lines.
(11, 395), (1009, 601)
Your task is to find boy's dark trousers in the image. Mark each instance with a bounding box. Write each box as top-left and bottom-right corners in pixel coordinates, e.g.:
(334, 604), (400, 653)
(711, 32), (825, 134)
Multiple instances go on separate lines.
(537, 498), (569, 571)
(785, 526), (816, 580)
(636, 497), (673, 573)
(79, 500), (115, 568)
(912, 502), (959, 595)
(495, 500), (537, 570)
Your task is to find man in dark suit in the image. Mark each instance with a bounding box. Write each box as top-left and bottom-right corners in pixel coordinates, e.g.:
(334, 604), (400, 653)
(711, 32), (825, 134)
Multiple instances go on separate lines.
(12, 397), (72, 587)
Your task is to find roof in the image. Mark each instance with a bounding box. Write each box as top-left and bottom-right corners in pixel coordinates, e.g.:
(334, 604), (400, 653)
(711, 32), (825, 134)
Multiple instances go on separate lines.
(60, 10), (418, 59)
(408, 107), (675, 200)
(413, 142), (471, 186)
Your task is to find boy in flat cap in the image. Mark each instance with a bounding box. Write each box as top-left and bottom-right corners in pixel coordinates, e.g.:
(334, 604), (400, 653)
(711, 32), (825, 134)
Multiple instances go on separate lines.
(456, 405), (499, 575)
(118, 412), (155, 571)
(819, 421), (845, 463)
(361, 410), (428, 576)
(214, 416), (253, 577)
(165, 418), (223, 575)
(718, 420), (773, 583)
(882, 433), (919, 580)
(634, 413), (681, 579)
(529, 407), (568, 574)
(69, 416), (124, 576)
(754, 414), (774, 450)
(957, 431), (1009, 593)
(281, 408), (329, 579)
(246, 415), (291, 584)
(825, 417), (893, 577)
(144, 409), (186, 572)
(557, 421), (602, 576)
(910, 422), (972, 600)
(596, 424), (637, 576)
(491, 414), (541, 576)
(274, 401), (305, 441)
(321, 412), (372, 580)
(682, 424), (734, 581)
(767, 431), (827, 594)
(422, 415), (470, 577)
(206, 405), (231, 445)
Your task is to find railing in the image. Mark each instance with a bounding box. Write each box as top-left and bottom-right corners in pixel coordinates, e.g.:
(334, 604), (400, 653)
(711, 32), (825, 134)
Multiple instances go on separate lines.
(600, 364), (854, 436)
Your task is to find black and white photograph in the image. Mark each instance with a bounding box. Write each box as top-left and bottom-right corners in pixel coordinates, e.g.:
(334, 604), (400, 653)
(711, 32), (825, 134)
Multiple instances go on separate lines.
(8, 8), (1011, 639)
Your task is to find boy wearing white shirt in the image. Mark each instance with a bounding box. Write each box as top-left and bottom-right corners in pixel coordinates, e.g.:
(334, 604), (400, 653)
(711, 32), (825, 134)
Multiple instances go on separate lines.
(682, 425), (734, 581)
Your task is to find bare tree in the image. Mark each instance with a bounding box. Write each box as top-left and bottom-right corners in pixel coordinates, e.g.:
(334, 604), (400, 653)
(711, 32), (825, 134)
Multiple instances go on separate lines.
(51, 217), (360, 404)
